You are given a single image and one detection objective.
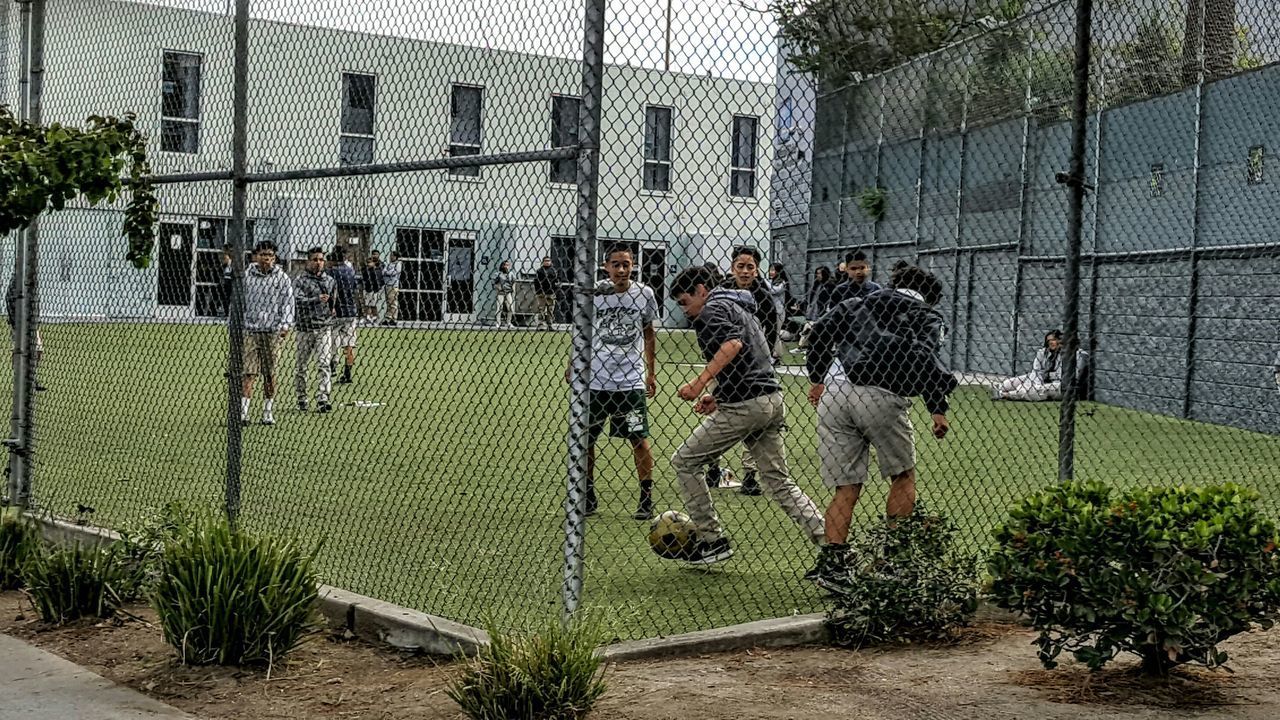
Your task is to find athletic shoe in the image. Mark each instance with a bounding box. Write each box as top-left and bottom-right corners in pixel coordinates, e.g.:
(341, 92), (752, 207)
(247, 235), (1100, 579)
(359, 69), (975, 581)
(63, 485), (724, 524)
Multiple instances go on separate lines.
(297, 401), (308, 412)
(317, 402), (332, 414)
(631, 497), (655, 521)
(261, 411), (276, 426)
(684, 537), (734, 565)
(806, 543), (852, 594)
(738, 471), (762, 496)
(339, 366), (353, 384)
(704, 465), (721, 489)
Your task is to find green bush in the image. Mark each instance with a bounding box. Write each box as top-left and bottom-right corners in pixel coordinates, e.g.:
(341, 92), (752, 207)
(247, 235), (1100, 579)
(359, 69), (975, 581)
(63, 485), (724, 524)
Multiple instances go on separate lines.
(448, 617), (608, 720)
(115, 501), (199, 599)
(826, 508), (979, 648)
(151, 514), (320, 667)
(22, 541), (128, 624)
(1, 511), (39, 590)
(989, 481), (1280, 675)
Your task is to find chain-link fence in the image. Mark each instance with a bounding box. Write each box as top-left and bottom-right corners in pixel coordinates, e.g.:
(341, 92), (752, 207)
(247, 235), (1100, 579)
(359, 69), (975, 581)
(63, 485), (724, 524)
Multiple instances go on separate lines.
(3, 0), (1279, 642)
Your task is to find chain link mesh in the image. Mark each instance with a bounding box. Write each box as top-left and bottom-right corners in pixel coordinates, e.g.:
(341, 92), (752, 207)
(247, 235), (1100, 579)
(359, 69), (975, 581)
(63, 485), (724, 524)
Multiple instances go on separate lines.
(3, 0), (1278, 641)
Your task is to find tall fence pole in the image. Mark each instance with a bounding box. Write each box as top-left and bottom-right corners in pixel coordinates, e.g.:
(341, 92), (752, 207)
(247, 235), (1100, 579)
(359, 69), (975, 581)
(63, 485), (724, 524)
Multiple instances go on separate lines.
(6, 0), (45, 510)
(5, 0), (33, 508)
(562, 0), (606, 622)
(224, 0), (251, 524)
(1058, 0), (1095, 481)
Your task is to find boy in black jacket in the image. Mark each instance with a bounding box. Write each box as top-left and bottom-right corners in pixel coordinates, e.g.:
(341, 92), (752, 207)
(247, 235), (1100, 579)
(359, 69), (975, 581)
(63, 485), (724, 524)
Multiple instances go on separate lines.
(803, 265), (958, 593)
(718, 246), (777, 496)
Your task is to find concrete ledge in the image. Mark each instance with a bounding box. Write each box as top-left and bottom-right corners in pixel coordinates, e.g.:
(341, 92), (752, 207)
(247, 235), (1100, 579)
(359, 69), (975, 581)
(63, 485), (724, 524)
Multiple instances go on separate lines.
(319, 585), (489, 657)
(601, 613), (829, 662)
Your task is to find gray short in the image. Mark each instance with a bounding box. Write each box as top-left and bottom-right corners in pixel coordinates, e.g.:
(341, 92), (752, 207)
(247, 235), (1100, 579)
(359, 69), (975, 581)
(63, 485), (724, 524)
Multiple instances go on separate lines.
(331, 318), (358, 349)
(816, 383), (915, 488)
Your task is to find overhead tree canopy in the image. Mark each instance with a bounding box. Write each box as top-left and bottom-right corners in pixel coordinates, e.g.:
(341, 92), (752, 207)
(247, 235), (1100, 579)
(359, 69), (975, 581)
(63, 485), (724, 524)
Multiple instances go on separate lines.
(0, 107), (157, 269)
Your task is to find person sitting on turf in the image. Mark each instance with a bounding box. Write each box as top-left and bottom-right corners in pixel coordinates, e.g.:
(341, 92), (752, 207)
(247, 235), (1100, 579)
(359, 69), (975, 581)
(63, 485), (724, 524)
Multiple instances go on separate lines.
(993, 330), (1078, 402)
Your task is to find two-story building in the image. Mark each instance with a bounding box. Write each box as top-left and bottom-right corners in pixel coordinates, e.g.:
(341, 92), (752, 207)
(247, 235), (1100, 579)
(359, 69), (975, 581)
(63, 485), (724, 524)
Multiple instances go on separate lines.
(1, 0), (778, 325)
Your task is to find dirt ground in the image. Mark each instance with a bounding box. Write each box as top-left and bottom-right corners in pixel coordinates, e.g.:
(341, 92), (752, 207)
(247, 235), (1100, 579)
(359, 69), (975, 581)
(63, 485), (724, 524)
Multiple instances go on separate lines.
(3, 592), (1280, 720)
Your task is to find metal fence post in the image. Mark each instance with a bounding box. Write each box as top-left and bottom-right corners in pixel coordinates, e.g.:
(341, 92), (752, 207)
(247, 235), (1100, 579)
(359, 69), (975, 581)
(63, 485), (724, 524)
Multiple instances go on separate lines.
(1182, 0), (1208, 420)
(224, 0), (251, 524)
(1058, 0), (1095, 482)
(5, 0), (32, 508)
(6, 0), (45, 510)
(563, 0), (606, 622)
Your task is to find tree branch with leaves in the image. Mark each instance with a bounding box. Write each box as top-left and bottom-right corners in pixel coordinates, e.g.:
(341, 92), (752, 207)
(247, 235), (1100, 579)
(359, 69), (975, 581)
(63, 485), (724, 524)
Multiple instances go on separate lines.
(0, 107), (158, 269)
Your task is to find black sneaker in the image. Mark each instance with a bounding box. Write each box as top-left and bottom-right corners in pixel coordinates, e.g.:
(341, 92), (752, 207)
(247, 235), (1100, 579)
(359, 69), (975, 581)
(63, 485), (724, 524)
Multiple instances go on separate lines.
(807, 543), (853, 594)
(297, 401), (308, 412)
(704, 465), (721, 489)
(738, 471), (762, 496)
(339, 366), (353, 384)
(631, 497), (655, 521)
(685, 537), (734, 565)
(317, 402), (332, 414)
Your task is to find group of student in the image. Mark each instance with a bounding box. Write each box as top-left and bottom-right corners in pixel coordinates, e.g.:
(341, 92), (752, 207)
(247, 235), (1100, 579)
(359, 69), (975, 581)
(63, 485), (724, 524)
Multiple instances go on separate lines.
(578, 243), (957, 591)
(236, 241), (382, 425)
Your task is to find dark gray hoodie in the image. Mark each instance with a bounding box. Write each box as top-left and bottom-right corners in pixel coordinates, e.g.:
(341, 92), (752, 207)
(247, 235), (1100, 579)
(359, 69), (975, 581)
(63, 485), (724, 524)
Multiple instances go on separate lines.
(693, 288), (780, 403)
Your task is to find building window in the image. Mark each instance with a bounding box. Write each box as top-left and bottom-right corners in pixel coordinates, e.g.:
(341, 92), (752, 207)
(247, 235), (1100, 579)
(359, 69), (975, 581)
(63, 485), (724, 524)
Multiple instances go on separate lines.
(1248, 145), (1265, 185)
(1149, 163), (1165, 198)
(550, 95), (581, 185)
(449, 84), (484, 178)
(340, 72), (376, 166)
(730, 115), (758, 198)
(643, 105), (673, 192)
(161, 51), (201, 153)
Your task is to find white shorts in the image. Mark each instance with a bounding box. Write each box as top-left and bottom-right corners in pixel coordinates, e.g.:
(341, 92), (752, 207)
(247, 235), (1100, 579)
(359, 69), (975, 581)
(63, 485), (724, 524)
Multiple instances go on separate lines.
(331, 318), (358, 349)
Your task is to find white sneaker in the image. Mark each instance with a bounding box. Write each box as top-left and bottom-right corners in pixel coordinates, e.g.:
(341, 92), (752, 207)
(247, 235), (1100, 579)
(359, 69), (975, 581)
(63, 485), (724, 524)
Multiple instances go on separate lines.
(261, 411), (276, 426)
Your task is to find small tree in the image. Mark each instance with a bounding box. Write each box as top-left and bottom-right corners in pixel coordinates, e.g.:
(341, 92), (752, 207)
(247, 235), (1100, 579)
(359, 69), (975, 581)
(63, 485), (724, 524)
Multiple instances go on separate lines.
(0, 107), (157, 269)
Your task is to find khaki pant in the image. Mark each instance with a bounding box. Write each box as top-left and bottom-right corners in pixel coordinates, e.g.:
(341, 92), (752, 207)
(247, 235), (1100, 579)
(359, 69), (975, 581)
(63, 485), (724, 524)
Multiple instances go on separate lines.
(496, 292), (514, 327)
(536, 292), (556, 329)
(363, 288), (386, 321)
(385, 287), (400, 321)
(294, 329), (333, 404)
(671, 392), (825, 544)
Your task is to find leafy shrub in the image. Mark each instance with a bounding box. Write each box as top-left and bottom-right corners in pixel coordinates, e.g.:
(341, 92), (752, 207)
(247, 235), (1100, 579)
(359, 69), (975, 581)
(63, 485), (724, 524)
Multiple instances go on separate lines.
(114, 501), (199, 599)
(151, 514), (320, 667)
(826, 508), (979, 648)
(856, 186), (887, 221)
(22, 541), (128, 623)
(448, 616), (608, 720)
(1, 511), (39, 590)
(989, 481), (1280, 675)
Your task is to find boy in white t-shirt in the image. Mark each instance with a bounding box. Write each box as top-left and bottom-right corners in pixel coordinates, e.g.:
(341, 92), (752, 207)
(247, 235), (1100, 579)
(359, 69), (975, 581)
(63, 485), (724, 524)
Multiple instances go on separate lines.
(565, 244), (659, 520)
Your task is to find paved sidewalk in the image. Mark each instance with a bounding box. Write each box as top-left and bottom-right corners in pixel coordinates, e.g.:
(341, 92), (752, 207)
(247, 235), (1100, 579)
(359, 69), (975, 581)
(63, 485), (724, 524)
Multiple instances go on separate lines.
(0, 634), (192, 719)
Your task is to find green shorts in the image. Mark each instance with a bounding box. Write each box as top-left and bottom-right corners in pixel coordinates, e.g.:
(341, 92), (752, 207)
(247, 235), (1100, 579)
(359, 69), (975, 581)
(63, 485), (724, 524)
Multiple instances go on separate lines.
(588, 390), (650, 442)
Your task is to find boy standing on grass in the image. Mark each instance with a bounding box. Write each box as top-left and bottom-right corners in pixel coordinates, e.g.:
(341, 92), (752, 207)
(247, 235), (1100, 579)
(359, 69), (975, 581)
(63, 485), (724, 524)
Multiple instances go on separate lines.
(327, 247), (360, 385)
(494, 260), (515, 328)
(241, 241), (294, 426)
(381, 252), (402, 326)
(293, 247), (335, 413)
(667, 265), (826, 565)
(566, 245), (659, 520)
(803, 264), (957, 593)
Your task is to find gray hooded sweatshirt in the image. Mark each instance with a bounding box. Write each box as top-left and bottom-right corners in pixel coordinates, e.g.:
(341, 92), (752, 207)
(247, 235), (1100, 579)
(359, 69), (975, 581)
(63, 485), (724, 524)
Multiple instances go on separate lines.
(692, 287), (780, 403)
(244, 264), (294, 333)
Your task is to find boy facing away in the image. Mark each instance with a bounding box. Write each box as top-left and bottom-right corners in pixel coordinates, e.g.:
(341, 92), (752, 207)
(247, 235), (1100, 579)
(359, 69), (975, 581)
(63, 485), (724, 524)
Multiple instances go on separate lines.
(567, 245), (659, 520)
(668, 265), (826, 565)
(803, 264), (957, 592)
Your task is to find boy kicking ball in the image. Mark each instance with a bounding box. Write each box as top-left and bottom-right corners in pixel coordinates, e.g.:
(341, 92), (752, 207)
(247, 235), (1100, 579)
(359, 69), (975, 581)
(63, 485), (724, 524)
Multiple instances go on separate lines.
(666, 265), (826, 565)
(565, 244), (659, 520)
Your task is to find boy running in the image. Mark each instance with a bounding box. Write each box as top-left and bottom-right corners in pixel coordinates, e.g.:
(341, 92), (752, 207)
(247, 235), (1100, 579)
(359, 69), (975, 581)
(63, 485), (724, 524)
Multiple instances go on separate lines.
(293, 246), (335, 413)
(566, 244), (659, 520)
(804, 264), (958, 592)
(241, 241), (294, 426)
(668, 265), (826, 565)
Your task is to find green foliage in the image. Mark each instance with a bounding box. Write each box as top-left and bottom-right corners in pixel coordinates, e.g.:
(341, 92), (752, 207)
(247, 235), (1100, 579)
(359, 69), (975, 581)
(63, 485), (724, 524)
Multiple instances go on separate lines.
(448, 616), (608, 720)
(22, 541), (128, 624)
(0, 106), (157, 268)
(856, 186), (887, 221)
(151, 513), (320, 667)
(989, 481), (1280, 676)
(826, 508), (980, 648)
(0, 511), (39, 590)
(114, 501), (201, 599)
(771, 0), (1026, 84)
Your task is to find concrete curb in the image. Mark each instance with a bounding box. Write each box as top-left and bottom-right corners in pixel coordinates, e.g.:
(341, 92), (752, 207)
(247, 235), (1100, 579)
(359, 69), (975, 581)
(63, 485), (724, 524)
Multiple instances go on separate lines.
(22, 514), (1021, 662)
(601, 613), (828, 662)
